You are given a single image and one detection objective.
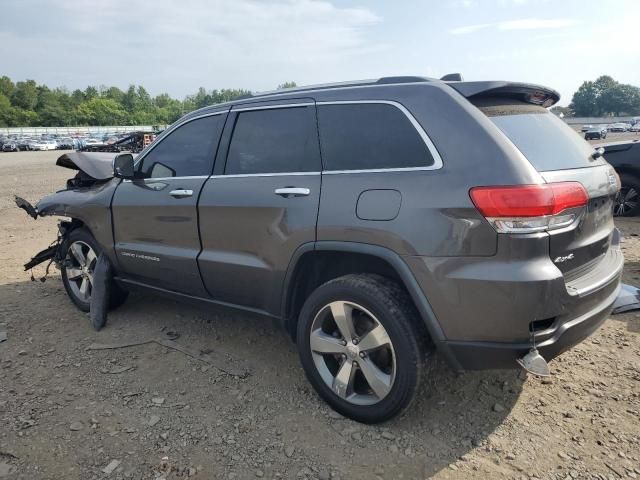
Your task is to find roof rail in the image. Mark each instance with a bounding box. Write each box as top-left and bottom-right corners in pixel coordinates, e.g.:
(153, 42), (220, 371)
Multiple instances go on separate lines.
(253, 79), (378, 97)
(253, 76), (433, 97)
(376, 76), (430, 84)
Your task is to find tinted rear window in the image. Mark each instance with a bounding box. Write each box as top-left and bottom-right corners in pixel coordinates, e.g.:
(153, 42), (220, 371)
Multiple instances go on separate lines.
(225, 106), (320, 175)
(317, 103), (434, 171)
(477, 100), (604, 171)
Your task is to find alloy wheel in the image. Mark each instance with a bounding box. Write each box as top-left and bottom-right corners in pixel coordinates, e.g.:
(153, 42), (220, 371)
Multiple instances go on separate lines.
(64, 241), (97, 303)
(614, 187), (638, 216)
(309, 301), (396, 406)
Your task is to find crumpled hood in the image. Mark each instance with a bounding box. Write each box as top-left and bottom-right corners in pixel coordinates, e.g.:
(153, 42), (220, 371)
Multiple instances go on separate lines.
(56, 151), (137, 180)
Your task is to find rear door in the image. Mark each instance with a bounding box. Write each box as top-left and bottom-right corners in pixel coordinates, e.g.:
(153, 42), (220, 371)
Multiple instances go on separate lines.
(481, 102), (620, 283)
(198, 99), (321, 314)
(112, 112), (226, 295)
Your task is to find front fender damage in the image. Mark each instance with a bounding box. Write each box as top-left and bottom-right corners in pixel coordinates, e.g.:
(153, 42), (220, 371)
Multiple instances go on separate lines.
(20, 220), (75, 280)
(15, 171), (120, 278)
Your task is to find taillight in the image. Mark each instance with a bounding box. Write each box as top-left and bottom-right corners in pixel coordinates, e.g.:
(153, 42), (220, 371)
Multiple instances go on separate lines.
(469, 182), (588, 233)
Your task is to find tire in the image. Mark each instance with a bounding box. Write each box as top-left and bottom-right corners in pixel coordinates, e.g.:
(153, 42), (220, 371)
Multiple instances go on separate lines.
(614, 174), (640, 217)
(296, 274), (427, 423)
(61, 228), (128, 312)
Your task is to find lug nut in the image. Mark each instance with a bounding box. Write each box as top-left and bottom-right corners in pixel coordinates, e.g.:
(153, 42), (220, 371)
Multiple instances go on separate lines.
(352, 361), (357, 366)
(359, 352), (366, 358)
(352, 338), (359, 345)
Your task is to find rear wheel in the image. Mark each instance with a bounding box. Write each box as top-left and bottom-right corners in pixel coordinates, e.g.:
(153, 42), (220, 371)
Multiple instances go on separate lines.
(614, 175), (640, 217)
(61, 228), (128, 312)
(296, 274), (427, 423)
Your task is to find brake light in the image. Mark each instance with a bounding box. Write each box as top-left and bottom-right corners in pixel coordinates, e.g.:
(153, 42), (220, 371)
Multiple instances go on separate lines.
(469, 182), (588, 233)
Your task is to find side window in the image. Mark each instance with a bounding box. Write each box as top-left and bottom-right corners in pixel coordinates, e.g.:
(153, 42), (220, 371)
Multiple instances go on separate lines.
(317, 103), (435, 171)
(225, 106), (320, 175)
(139, 114), (224, 178)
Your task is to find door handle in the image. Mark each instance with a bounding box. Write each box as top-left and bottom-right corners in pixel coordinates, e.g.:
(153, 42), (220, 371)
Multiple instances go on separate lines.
(274, 187), (311, 197)
(169, 189), (193, 198)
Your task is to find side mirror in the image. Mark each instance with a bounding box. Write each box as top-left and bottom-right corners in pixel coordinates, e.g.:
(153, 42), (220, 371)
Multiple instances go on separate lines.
(113, 153), (135, 179)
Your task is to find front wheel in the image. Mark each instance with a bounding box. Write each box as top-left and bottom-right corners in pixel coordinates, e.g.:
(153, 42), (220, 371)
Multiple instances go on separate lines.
(296, 274), (427, 423)
(61, 228), (128, 312)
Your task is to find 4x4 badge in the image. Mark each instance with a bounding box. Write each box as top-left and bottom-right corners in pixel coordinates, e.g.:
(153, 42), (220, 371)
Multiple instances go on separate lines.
(553, 253), (574, 264)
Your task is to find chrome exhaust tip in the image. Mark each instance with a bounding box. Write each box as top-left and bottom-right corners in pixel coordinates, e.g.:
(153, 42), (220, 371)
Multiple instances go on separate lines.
(516, 348), (550, 377)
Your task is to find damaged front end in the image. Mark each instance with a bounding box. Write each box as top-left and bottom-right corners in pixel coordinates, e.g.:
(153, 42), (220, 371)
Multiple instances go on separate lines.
(20, 219), (77, 280)
(16, 151), (123, 280)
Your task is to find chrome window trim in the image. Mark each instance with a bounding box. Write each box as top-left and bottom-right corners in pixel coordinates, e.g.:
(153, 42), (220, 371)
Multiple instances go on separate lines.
(316, 100), (443, 172)
(122, 175), (211, 183)
(133, 110), (227, 168)
(231, 102), (314, 112)
(211, 172), (321, 179)
(322, 167), (439, 175)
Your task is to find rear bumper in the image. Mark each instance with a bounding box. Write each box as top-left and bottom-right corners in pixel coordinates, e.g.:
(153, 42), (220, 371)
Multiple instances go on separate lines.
(444, 279), (620, 370)
(404, 229), (624, 371)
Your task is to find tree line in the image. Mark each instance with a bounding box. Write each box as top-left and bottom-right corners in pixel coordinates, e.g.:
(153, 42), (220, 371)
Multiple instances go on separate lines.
(556, 75), (640, 118)
(0, 76), (297, 127)
(2, 73), (638, 126)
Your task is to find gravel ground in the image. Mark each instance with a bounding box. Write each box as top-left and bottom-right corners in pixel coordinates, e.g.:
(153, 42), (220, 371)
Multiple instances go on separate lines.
(0, 151), (639, 480)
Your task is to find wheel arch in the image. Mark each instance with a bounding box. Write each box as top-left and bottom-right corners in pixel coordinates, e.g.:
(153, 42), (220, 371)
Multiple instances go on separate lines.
(281, 241), (460, 369)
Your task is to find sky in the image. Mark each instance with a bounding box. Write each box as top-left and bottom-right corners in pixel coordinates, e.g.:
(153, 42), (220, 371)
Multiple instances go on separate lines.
(1, 0), (639, 105)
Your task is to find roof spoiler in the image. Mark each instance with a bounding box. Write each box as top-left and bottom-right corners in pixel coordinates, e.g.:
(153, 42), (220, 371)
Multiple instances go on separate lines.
(440, 73), (464, 81)
(447, 80), (560, 107)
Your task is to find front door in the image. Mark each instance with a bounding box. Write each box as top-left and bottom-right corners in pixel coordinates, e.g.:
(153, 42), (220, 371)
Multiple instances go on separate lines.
(198, 100), (321, 315)
(111, 111), (227, 295)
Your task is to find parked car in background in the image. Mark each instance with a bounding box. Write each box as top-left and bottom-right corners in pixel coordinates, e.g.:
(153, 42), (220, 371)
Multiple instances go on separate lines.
(45, 140), (58, 150)
(581, 124), (594, 132)
(630, 124), (640, 132)
(602, 140), (640, 216)
(610, 123), (629, 132)
(57, 138), (75, 149)
(2, 141), (18, 152)
(84, 138), (103, 146)
(17, 76), (623, 423)
(29, 140), (49, 151)
(16, 138), (32, 151)
(585, 126), (607, 140)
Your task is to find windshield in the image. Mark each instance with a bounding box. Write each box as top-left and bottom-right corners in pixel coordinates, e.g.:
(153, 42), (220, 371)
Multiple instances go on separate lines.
(476, 100), (605, 171)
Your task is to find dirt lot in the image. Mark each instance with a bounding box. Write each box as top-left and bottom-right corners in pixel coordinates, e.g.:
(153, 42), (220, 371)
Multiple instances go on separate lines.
(0, 151), (639, 480)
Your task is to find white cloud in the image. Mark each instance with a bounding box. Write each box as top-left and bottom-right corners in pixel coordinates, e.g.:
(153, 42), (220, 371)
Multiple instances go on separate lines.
(3, 0), (384, 96)
(451, 17), (578, 34)
(498, 18), (578, 30)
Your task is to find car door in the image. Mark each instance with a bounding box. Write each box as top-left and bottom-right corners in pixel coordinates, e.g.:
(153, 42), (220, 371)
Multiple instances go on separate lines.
(111, 111), (227, 296)
(198, 99), (321, 315)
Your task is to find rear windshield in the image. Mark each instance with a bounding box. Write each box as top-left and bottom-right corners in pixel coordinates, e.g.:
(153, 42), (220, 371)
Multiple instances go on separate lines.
(475, 99), (605, 171)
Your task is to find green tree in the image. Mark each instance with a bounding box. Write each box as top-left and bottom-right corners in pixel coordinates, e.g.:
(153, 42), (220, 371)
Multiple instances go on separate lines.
(277, 81), (297, 89)
(570, 81), (598, 116)
(599, 83), (640, 116)
(84, 86), (99, 101)
(11, 80), (38, 110)
(75, 98), (128, 125)
(570, 75), (640, 116)
(102, 86), (125, 104)
(0, 76), (15, 99)
(550, 105), (573, 117)
(0, 93), (13, 126)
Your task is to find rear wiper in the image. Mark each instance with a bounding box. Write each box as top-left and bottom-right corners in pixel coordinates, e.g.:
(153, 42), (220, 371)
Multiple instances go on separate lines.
(591, 147), (605, 160)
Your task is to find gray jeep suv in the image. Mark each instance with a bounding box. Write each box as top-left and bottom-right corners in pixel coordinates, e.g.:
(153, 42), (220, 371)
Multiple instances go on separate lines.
(19, 76), (623, 423)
